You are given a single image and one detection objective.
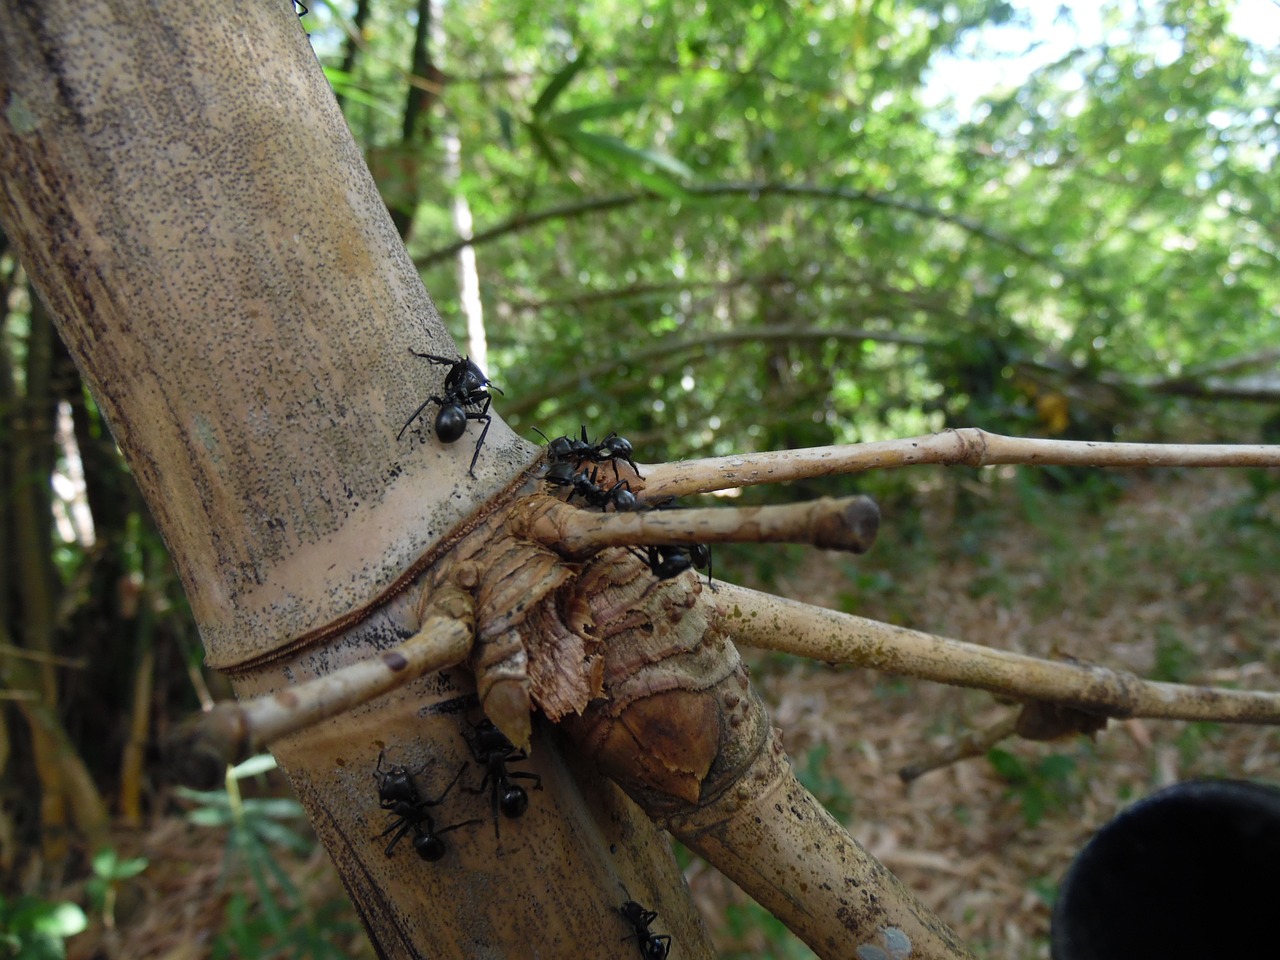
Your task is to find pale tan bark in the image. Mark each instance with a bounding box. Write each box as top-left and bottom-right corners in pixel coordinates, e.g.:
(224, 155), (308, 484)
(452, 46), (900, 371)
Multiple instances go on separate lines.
(0, 2), (711, 957)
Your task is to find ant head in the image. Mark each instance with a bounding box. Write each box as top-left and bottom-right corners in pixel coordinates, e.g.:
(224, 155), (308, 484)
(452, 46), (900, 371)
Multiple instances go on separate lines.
(620, 900), (646, 923)
(435, 404), (468, 443)
(467, 718), (513, 756)
(603, 434), (634, 459)
(499, 784), (529, 819)
(612, 486), (638, 511)
(543, 460), (577, 486)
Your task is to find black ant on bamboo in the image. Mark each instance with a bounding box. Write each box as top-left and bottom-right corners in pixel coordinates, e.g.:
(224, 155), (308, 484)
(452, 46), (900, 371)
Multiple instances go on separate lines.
(463, 720), (542, 838)
(373, 751), (479, 862)
(636, 542), (712, 585)
(620, 900), (672, 960)
(535, 425), (641, 480)
(543, 463), (639, 512)
(636, 498), (714, 588)
(398, 352), (501, 476)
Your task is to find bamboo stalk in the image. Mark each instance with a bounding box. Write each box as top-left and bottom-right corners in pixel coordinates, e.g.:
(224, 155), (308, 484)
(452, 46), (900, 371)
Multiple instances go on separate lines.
(640, 428), (1280, 498)
(713, 582), (1280, 724)
(671, 729), (977, 960)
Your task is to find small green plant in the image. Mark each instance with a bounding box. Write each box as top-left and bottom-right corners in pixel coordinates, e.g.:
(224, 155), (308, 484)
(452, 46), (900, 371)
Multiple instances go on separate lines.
(0, 895), (86, 960)
(178, 754), (360, 960)
(1151, 626), (1196, 684)
(987, 748), (1080, 827)
(85, 849), (148, 930)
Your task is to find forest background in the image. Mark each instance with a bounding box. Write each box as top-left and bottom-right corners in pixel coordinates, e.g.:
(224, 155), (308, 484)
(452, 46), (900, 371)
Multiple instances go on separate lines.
(1, 0), (1277, 957)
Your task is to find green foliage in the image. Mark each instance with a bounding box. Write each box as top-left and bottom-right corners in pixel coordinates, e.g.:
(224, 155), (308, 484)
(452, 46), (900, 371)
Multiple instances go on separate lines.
(721, 900), (819, 960)
(986, 747), (1080, 826)
(311, 0), (1278, 476)
(793, 744), (855, 822)
(177, 756), (357, 960)
(0, 897), (86, 960)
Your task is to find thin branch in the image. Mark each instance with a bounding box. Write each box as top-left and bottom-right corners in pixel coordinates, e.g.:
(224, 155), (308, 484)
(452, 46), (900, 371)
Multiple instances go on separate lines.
(640, 428), (1280, 499)
(502, 324), (926, 419)
(511, 493), (880, 558)
(713, 582), (1280, 725)
(416, 182), (1048, 268)
(898, 714), (1020, 784)
(168, 593), (474, 788)
(0, 643), (86, 668)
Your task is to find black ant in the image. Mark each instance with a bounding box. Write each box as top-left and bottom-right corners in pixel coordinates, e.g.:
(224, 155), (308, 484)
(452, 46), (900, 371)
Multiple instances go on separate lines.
(637, 543), (713, 589)
(536, 425), (641, 480)
(544, 464), (638, 512)
(535, 425), (593, 465)
(373, 751), (479, 861)
(633, 499), (714, 588)
(620, 900), (671, 960)
(463, 720), (542, 838)
(398, 352), (502, 477)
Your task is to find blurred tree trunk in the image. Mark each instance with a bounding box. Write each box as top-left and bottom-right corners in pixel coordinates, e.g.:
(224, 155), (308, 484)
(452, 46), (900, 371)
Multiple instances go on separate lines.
(0, 1), (711, 957)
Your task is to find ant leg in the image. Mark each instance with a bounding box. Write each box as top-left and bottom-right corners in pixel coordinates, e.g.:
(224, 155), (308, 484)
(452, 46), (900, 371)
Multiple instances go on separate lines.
(378, 817), (414, 856)
(467, 415), (491, 476)
(425, 762), (469, 805)
(509, 770), (543, 791)
(409, 351), (458, 365)
(397, 395), (445, 441)
(434, 817), (484, 837)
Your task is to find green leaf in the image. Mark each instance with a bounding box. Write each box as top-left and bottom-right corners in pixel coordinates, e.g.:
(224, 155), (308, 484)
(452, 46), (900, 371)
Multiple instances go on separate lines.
(231, 753), (279, 780)
(320, 68), (398, 117)
(545, 97), (648, 128)
(495, 107), (515, 149)
(91, 848), (148, 881)
(559, 129), (693, 197)
(531, 46), (592, 118)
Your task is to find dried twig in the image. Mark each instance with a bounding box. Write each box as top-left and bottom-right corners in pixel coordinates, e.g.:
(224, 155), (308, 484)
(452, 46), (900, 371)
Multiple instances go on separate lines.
(713, 582), (1280, 725)
(511, 494), (880, 558)
(167, 588), (474, 787)
(898, 714), (1020, 784)
(641, 428), (1280, 498)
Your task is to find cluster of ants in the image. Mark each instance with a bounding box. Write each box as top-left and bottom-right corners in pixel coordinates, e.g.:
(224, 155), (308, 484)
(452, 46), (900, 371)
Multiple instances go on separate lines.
(399, 352), (711, 587)
(374, 718), (538, 861)
(373, 718), (671, 957)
